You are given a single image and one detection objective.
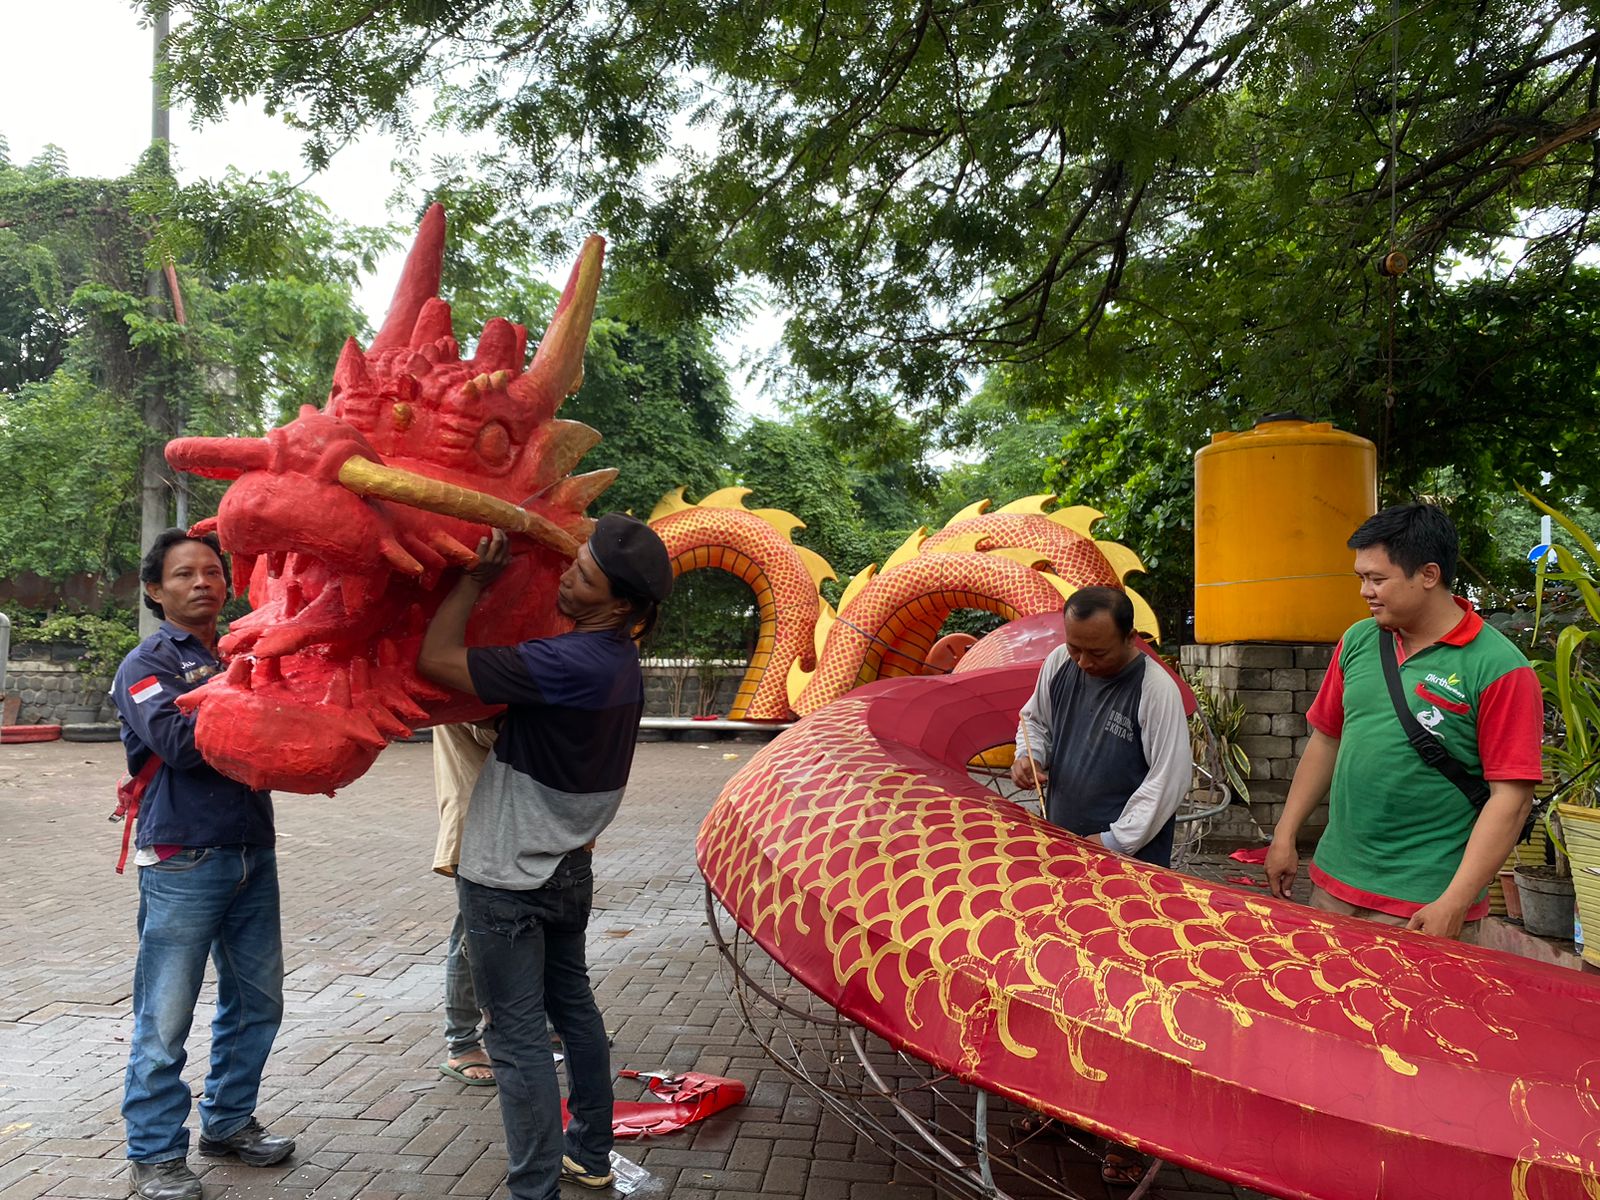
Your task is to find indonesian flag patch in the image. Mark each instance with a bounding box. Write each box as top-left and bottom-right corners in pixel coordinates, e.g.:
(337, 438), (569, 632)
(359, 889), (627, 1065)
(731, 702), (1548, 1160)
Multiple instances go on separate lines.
(129, 676), (162, 705)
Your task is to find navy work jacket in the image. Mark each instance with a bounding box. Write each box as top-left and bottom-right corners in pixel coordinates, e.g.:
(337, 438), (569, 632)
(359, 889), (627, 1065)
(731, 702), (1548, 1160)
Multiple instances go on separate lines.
(111, 622), (273, 849)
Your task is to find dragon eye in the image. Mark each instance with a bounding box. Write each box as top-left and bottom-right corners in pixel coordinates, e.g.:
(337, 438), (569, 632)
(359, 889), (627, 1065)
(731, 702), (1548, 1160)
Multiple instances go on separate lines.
(476, 421), (512, 467)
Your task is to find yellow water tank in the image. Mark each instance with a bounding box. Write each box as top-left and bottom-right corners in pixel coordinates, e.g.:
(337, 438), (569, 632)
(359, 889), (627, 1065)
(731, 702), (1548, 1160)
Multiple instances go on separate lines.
(1194, 414), (1376, 644)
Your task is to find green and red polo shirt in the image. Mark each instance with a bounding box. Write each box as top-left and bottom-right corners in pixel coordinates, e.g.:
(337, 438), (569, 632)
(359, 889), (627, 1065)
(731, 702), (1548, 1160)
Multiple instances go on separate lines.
(1306, 597), (1542, 920)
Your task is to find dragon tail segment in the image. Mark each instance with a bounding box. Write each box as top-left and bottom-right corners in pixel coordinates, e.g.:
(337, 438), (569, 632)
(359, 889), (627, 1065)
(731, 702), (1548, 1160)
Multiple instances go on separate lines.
(700, 670), (1600, 1199)
(792, 552), (1068, 715)
(925, 499), (1161, 640)
(648, 489), (833, 721)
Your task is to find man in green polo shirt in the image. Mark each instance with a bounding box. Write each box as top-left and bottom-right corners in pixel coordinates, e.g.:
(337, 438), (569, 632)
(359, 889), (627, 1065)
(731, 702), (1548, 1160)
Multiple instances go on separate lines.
(1265, 504), (1542, 941)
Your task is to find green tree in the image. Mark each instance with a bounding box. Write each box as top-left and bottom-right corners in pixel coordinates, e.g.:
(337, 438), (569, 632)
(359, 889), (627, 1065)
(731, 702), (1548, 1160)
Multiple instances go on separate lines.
(1043, 401), (1197, 640)
(149, 0), (1600, 598)
(0, 148), (380, 583)
(733, 417), (878, 590)
(936, 383), (1074, 516)
(564, 317), (734, 519)
(0, 368), (145, 578)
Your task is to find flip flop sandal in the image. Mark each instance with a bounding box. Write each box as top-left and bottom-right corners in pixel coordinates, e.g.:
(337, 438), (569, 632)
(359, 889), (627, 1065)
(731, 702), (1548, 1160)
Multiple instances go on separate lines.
(438, 1060), (496, 1086)
(1101, 1151), (1146, 1187)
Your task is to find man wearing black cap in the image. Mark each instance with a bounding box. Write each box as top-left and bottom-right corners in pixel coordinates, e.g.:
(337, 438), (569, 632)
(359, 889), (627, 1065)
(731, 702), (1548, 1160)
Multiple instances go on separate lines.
(417, 514), (674, 1200)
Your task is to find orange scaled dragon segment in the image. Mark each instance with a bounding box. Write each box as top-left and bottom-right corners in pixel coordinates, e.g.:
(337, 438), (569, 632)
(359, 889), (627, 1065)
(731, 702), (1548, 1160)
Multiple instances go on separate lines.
(644, 490), (1156, 722)
(647, 488), (834, 721)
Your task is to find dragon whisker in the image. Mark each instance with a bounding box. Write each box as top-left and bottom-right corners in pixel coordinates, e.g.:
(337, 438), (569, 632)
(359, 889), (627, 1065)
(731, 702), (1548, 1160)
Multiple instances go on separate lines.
(335, 456), (580, 558)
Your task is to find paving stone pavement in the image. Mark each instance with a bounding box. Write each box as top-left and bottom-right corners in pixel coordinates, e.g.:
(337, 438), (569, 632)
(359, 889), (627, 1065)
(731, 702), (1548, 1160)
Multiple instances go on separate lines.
(0, 738), (1270, 1200)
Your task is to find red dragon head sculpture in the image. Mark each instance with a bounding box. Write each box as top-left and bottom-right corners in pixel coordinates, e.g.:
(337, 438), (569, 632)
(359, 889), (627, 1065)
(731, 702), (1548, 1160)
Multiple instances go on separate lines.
(167, 205), (615, 794)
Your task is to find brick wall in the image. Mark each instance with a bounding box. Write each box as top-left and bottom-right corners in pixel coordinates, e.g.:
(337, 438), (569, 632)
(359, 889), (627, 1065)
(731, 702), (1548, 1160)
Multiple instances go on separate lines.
(1180, 641), (1334, 848)
(641, 663), (749, 717)
(3, 648), (752, 726)
(3, 652), (116, 726)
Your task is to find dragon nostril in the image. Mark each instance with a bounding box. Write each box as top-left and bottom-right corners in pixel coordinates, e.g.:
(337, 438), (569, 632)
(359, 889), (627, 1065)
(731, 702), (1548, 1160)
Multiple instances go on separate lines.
(477, 422), (511, 466)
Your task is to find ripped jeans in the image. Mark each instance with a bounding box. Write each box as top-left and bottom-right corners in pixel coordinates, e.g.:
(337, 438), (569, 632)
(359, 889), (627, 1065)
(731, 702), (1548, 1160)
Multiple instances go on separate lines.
(457, 853), (612, 1200)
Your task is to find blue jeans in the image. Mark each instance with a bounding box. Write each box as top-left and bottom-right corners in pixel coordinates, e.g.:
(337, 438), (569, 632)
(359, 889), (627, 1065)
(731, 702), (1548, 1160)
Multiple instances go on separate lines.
(124, 845), (284, 1163)
(459, 854), (612, 1200)
(444, 910), (483, 1055)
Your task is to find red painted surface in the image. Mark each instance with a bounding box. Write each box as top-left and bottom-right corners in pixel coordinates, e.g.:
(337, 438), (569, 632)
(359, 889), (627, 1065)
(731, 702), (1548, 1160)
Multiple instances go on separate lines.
(164, 207), (608, 794)
(1, 724), (62, 743)
(699, 655), (1600, 1199)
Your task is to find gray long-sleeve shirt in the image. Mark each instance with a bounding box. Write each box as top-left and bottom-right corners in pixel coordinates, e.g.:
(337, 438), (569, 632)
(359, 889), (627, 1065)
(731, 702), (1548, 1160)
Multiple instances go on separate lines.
(1015, 647), (1193, 860)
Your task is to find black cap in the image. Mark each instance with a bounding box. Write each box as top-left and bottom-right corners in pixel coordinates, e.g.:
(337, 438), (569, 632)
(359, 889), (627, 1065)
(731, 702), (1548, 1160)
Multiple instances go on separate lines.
(588, 513), (674, 603)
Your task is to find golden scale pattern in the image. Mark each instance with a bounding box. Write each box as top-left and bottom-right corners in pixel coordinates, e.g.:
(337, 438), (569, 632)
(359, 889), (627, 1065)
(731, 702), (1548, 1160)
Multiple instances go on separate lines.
(698, 696), (1600, 1196)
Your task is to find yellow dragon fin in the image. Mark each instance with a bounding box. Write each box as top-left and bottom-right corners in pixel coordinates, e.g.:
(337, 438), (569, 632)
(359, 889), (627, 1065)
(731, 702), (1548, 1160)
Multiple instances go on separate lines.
(1048, 505), (1103, 536)
(1126, 584), (1162, 642)
(750, 507), (805, 539)
(794, 545), (837, 587)
(942, 499), (992, 527)
(836, 563), (878, 615)
(1095, 539), (1147, 581)
(881, 528), (929, 573)
(788, 600), (836, 705)
(995, 494), (1057, 515)
(648, 487), (692, 523)
(700, 486), (752, 509)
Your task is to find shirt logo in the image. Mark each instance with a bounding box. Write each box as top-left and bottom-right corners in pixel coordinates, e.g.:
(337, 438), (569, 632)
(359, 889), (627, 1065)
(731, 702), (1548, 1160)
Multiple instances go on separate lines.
(1422, 672), (1467, 703)
(1415, 705), (1445, 733)
(1104, 710), (1136, 743)
(129, 676), (162, 705)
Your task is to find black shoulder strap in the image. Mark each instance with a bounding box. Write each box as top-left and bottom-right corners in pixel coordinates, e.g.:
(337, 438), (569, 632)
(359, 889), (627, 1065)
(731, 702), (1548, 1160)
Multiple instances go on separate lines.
(1377, 630), (1491, 809)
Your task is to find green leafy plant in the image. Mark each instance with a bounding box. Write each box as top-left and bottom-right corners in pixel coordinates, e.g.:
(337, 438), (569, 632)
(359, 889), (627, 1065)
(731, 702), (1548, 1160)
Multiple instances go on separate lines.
(1522, 488), (1600, 806)
(4, 605), (139, 680)
(1185, 675), (1251, 805)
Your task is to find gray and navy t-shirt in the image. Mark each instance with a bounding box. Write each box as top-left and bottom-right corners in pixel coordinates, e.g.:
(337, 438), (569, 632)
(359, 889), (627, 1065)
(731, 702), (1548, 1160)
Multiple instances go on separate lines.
(1015, 647), (1192, 866)
(458, 630), (645, 890)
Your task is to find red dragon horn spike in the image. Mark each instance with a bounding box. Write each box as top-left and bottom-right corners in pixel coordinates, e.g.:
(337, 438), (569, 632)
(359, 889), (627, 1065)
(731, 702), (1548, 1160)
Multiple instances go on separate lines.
(369, 203), (446, 356)
(508, 235), (605, 422)
(409, 297), (455, 350)
(332, 338), (371, 393)
(474, 318), (521, 373)
(167, 436), (271, 479)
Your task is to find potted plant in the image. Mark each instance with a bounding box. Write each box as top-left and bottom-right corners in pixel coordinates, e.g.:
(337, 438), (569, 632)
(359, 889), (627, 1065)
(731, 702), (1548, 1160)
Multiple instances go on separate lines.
(1519, 490), (1600, 949)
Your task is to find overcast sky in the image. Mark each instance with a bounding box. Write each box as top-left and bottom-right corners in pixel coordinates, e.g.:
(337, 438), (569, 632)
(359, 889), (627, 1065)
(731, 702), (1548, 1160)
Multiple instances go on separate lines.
(1, 0), (782, 418)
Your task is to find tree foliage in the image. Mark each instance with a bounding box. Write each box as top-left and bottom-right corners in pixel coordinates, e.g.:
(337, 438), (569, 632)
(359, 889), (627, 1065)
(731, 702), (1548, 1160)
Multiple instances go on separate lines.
(0, 145), (380, 582)
(152, 4), (1599, 381)
(147, 0), (1600, 618)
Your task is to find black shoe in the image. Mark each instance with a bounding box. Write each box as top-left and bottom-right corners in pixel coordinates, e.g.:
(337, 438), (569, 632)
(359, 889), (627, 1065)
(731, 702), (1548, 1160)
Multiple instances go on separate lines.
(197, 1118), (294, 1167)
(129, 1159), (202, 1200)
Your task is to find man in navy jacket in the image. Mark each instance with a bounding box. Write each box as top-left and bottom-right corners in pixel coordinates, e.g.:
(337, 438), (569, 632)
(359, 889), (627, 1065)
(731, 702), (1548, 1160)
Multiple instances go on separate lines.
(112, 529), (294, 1200)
